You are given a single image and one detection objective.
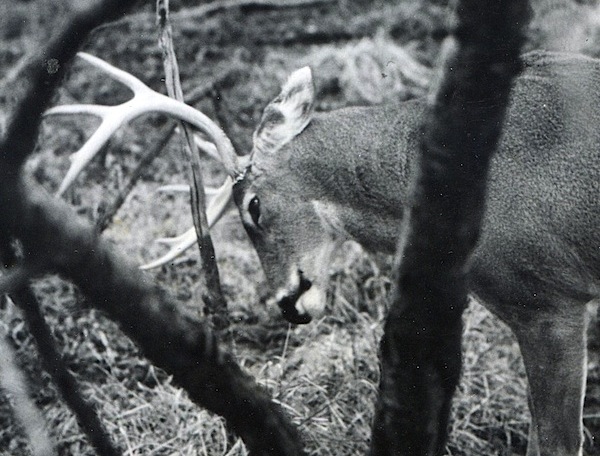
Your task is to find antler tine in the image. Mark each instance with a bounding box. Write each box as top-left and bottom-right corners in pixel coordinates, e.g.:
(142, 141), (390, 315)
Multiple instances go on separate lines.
(140, 177), (233, 270)
(155, 230), (191, 246)
(193, 134), (220, 162)
(54, 108), (144, 196)
(78, 52), (150, 93)
(154, 185), (219, 245)
(141, 227), (197, 270)
(45, 104), (112, 117)
(44, 53), (241, 196)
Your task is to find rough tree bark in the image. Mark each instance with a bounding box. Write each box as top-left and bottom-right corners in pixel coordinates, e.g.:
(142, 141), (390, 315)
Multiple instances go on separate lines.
(371, 1), (529, 455)
(0, 2), (304, 455)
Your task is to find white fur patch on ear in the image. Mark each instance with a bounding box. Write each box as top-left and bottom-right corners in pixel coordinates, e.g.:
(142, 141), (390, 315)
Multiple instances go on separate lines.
(252, 67), (315, 156)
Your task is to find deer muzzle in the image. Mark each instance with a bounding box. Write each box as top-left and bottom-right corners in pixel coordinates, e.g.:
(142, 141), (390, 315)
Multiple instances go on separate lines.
(275, 272), (327, 324)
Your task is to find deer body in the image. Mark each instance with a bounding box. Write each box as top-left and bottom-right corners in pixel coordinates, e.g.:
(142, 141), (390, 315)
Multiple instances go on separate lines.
(234, 51), (600, 455)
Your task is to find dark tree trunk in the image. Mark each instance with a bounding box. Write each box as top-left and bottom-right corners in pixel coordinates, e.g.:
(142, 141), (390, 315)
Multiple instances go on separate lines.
(371, 1), (529, 455)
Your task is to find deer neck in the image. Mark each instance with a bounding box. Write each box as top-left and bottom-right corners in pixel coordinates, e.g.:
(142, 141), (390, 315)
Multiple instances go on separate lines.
(287, 99), (426, 253)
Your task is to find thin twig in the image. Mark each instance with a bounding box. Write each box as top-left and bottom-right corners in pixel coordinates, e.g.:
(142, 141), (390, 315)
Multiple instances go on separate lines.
(171, 0), (335, 20)
(157, 0), (229, 330)
(95, 122), (177, 233)
(183, 68), (241, 106)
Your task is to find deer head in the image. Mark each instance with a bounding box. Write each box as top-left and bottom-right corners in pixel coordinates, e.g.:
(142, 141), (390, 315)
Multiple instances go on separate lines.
(231, 67), (345, 324)
(46, 54), (345, 324)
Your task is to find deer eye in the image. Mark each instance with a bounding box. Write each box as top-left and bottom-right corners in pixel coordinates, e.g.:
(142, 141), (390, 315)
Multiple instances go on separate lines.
(248, 196), (261, 227)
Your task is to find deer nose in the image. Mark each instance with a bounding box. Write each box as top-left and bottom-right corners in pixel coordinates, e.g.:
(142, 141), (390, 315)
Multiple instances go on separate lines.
(277, 274), (313, 324)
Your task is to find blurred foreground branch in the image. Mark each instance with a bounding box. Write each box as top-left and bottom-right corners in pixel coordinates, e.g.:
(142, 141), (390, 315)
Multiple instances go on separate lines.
(4, 279), (120, 456)
(0, 1), (304, 454)
(0, 320), (54, 456)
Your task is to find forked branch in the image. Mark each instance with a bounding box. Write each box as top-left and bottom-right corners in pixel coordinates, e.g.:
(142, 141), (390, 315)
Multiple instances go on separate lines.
(0, 2), (303, 454)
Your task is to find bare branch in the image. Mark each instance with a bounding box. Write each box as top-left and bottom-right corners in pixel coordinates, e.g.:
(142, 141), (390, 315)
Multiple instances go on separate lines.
(5, 182), (304, 455)
(0, 1), (305, 454)
(173, 0), (335, 20)
(95, 122), (178, 233)
(157, 0), (229, 328)
(99, 0), (334, 31)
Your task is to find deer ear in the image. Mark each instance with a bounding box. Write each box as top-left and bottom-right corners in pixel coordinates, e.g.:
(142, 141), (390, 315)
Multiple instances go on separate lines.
(252, 67), (315, 156)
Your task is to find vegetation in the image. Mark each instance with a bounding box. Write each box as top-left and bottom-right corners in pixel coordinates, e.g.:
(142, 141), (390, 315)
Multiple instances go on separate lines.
(0, 0), (599, 454)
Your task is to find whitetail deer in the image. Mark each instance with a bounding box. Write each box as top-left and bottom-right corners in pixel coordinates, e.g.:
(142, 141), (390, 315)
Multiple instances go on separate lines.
(47, 50), (599, 455)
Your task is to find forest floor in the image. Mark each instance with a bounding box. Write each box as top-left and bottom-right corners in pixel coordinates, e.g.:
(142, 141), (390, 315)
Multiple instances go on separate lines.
(1, 0), (600, 454)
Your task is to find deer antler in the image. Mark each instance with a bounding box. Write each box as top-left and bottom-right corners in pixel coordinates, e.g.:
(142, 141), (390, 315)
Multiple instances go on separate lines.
(45, 52), (241, 195)
(141, 177), (233, 270)
(45, 53), (242, 269)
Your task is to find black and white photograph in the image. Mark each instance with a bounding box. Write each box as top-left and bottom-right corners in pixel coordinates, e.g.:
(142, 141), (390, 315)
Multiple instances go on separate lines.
(0, 0), (598, 454)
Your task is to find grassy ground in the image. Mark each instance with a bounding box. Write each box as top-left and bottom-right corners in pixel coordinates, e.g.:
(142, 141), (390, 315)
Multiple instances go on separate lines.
(1, 0), (599, 455)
